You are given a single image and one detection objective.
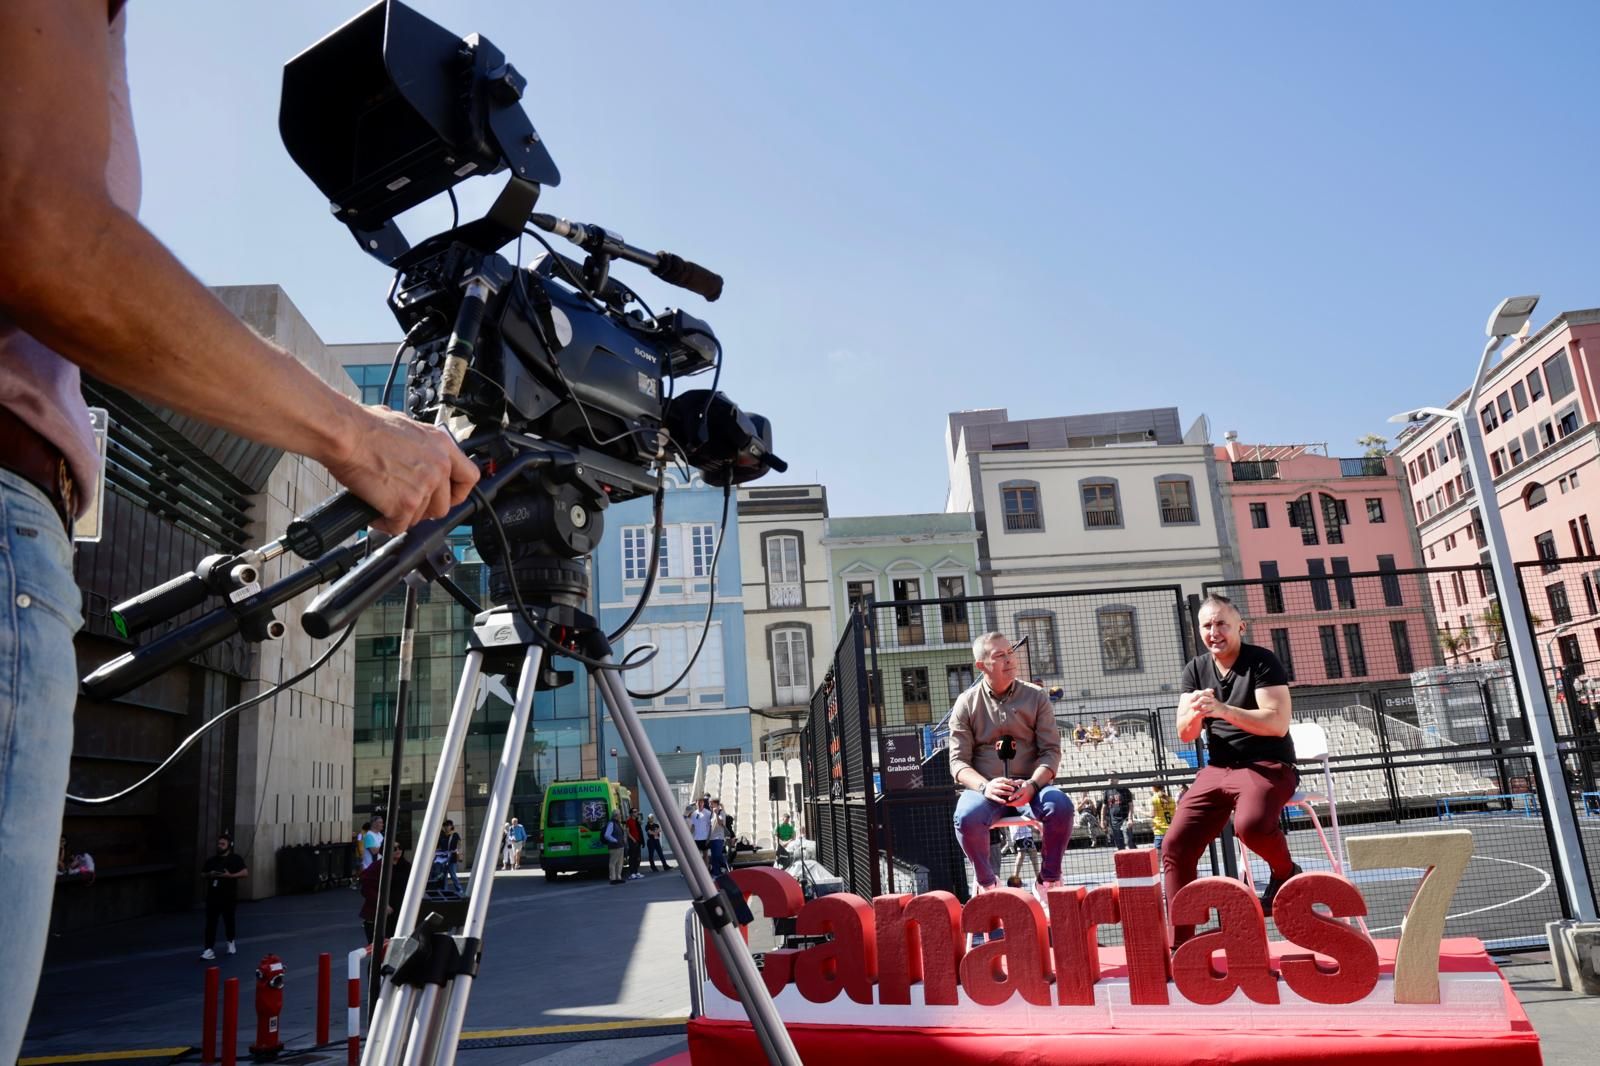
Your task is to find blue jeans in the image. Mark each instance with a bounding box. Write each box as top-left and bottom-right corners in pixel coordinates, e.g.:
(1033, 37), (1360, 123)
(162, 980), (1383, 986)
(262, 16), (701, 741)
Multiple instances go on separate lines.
(709, 836), (728, 875)
(0, 471), (83, 1064)
(953, 786), (1073, 887)
(443, 859), (462, 893)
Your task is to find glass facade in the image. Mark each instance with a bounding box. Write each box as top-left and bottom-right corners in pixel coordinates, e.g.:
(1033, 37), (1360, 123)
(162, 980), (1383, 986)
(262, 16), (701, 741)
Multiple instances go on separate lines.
(345, 365), (597, 865)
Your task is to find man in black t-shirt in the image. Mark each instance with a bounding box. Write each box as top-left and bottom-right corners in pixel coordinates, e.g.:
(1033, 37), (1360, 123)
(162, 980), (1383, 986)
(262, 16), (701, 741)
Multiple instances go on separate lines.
(1164, 594), (1301, 942)
(200, 833), (248, 960)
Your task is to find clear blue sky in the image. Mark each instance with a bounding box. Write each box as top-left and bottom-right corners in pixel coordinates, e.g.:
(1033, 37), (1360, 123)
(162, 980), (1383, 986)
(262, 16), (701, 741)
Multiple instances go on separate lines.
(127, 1), (1600, 517)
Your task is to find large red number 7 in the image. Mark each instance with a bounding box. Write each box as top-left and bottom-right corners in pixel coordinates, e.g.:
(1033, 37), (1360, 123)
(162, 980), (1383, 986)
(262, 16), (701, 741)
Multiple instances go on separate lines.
(1346, 829), (1472, 1004)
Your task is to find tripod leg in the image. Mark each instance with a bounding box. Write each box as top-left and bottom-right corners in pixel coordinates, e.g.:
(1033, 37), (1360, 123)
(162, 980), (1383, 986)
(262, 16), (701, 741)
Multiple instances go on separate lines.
(365, 649), (487, 1066)
(593, 666), (800, 1066)
(426, 643), (547, 1065)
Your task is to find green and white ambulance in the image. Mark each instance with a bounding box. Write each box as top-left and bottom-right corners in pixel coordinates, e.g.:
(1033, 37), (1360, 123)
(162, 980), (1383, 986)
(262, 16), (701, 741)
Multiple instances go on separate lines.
(539, 778), (629, 878)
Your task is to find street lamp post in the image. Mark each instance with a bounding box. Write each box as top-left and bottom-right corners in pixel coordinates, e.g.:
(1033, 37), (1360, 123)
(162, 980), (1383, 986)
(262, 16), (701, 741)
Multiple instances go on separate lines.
(1391, 295), (1597, 922)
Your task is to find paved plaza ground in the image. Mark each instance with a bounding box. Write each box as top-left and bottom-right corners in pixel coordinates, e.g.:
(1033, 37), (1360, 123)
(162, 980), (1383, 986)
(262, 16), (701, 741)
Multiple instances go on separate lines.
(20, 862), (1600, 1066)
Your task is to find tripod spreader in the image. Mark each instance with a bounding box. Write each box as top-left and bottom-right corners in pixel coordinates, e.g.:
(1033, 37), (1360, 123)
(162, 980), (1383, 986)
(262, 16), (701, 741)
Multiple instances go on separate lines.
(81, 543), (365, 702)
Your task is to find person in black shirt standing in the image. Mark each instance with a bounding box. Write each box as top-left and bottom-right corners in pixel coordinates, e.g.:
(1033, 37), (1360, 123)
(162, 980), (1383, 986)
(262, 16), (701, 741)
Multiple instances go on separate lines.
(1164, 595), (1300, 942)
(200, 832), (248, 960)
(1100, 776), (1135, 849)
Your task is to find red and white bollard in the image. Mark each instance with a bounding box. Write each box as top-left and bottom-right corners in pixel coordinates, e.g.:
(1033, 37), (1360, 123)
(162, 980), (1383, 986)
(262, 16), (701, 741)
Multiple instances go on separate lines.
(317, 952), (332, 1047)
(346, 945), (370, 1066)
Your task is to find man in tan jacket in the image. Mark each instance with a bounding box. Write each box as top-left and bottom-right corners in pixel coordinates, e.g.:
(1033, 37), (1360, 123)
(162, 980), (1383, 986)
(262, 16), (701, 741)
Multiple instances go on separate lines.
(948, 631), (1074, 903)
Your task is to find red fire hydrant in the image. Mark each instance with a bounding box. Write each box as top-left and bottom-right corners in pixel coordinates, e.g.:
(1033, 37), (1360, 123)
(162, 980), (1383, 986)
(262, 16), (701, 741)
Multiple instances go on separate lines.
(249, 955), (286, 1061)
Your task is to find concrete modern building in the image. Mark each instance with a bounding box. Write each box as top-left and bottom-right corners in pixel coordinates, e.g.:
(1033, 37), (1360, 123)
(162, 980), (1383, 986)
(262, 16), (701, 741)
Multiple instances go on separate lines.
(1214, 439), (1435, 685)
(736, 484), (833, 759)
(66, 285), (357, 923)
(822, 512), (982, 726)
(1394, 308), (1600, 680)
(944, 407), (1235, 599)
(592, 471), (752, 814)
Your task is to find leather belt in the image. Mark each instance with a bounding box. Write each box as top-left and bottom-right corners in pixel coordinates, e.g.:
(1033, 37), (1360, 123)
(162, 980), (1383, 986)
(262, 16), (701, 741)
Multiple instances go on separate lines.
(0, 405), (77, 533)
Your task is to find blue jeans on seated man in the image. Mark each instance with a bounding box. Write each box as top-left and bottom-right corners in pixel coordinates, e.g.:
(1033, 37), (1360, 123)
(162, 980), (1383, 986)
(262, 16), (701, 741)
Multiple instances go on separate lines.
(953, 786), (1074, 887)
(0, 471), (84, 1065)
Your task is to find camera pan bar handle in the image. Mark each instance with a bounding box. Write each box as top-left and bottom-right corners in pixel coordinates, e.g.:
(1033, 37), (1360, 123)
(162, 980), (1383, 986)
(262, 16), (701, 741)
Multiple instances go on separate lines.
(81, 544), (364, 702)
(300, 451), (543, 639)
(528, 213), (723, 302)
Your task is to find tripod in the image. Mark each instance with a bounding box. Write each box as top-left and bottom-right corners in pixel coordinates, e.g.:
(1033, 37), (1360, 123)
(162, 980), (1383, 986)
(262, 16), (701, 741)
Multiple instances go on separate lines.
(359, 603), (799, 1066)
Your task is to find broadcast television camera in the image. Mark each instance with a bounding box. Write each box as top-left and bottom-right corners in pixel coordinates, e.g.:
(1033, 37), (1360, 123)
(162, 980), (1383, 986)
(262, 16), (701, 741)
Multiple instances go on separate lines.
(84, 0), (786, 692)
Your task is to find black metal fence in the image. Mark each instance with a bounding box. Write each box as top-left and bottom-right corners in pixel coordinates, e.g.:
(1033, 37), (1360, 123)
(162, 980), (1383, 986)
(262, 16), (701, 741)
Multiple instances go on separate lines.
(798, 568), (1600, 948)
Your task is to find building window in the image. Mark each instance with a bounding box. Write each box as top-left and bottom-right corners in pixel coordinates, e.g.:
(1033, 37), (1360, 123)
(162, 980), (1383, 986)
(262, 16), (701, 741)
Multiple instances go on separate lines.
(1573, 519), (1586, 558)
(1544, 351), (1576, 401)
(622, 621), (724, 698)
(1377, 554), (1403, 606)
(771, 627), (811, 705)
(846, 579), (875, 611)
(1512, 381), (1528, 411)
(1319, 494), (1348, 544)
(1557, 406), (1581, 437)
(1527, 367), (1544, 400)
(1536, 531), (1559, 573)
(937, 574), (969, 644)
(622, 526), (651, 581)
(1582, 515), (1596, 556)
(1583, 573), (1598, 617)
(1249, 502), (1269, 529)
(1080, 479), (1122, 529)
(1156, 475), (1197, 524)
(892, 577), (924, 645)
(1261, 561), (1285, 614)
(1097, 607), (1140, 673)
(1497, 391), (1514, 423)
(1508, 440), (1523, 466)
(901, 667), (932, 725)
(1389, 620), (1414, 674)
(1331, 557), (1356, 609)
(1490, 450), (1503, 478)
(1342, 624), (1368, 677)
(1308, 558), (1332, 612)
(1288, 494), (1318, 545)
(946, 664), (974, 702)
(1015, 612), (1058, 676)
(1547, 582), (1573, 626)
(1366, 498), (1385, 523)
(1543, 421), (1557, 449)
(1270, 628), (1295, 682)
(1481, 404), (1498, 432)
(1318, 625), (1343, 679)
(1000, 480), (1043, 532)
(1558, 634), (1583, 673)
(765, 533), (802, 607)
(691, 524), (717, 577)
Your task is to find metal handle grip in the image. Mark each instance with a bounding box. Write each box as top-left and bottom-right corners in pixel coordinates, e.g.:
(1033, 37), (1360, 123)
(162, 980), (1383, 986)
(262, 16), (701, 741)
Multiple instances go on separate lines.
(284, 491), (378, 560)
(110, 572), (211, 638)
(650, 252), (723, 301)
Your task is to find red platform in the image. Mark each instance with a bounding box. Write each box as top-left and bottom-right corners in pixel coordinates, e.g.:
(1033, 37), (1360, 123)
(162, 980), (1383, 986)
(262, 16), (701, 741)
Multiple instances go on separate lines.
(685, 938), (1542, 1065)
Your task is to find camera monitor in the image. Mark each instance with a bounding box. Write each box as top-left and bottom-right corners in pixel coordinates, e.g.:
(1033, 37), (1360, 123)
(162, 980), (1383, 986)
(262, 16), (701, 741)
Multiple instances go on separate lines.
(280, 0), (559, 242)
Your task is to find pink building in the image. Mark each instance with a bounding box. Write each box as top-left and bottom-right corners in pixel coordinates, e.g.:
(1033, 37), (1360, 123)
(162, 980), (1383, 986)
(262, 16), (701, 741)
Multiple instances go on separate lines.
(1215, 441), (1433, 686)
(1393, 309), (1600, 685)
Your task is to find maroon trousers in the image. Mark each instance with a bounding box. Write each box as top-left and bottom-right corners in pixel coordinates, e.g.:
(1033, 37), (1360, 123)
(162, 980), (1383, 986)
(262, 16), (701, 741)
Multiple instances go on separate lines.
(1160, 760), (1298, 939)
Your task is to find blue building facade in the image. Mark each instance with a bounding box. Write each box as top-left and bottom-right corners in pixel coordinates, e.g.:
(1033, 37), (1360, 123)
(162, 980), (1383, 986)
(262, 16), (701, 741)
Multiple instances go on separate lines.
(593, 471), (752, 815)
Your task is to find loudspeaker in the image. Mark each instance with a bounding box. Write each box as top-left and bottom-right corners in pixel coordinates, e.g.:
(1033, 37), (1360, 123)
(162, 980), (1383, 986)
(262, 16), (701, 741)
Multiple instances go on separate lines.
(769, 776), (786, 801)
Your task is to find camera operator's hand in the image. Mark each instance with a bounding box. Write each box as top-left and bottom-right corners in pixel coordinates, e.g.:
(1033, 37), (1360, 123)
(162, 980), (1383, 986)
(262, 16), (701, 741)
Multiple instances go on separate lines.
(982, 777), (1018, 804)
(322, 406), (480, 535)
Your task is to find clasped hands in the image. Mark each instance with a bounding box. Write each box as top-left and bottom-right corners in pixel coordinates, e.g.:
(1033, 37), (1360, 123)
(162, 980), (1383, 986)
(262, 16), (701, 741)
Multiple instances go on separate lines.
(983, 776), (1037, 805)
(1192, 688), (1230, 721)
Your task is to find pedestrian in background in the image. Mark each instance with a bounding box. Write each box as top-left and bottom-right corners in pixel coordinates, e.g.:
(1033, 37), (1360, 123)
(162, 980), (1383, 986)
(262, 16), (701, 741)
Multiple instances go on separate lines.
(1150, 783), (1176, 851)
(1101, 775), (1134, 849)
(625, 810), (644, 880)
(436, 820), (463, 895)
(200, 833), (247, 960)
(507, 818), (528, 870)
(361, 843), (410, 944)
(645, 815), (668, 871)
(604, 810), (627, 884)
(708, 799), (729, 876)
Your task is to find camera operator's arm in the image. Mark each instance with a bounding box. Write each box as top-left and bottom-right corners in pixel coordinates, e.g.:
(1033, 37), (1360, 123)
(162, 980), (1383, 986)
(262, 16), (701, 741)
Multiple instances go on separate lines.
(0, 0), (478, 534)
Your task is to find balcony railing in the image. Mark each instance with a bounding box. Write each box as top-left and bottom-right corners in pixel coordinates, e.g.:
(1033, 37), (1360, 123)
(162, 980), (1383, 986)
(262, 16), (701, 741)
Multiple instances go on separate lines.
(1160, 503), (1195, 524)
(1085, 509), (1120, 528)
(1004, 511), (1042, 531)
(1231, 461), (1279, 481)
(768, 581), (802, 608)
(1339, 457), (1389, 478)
